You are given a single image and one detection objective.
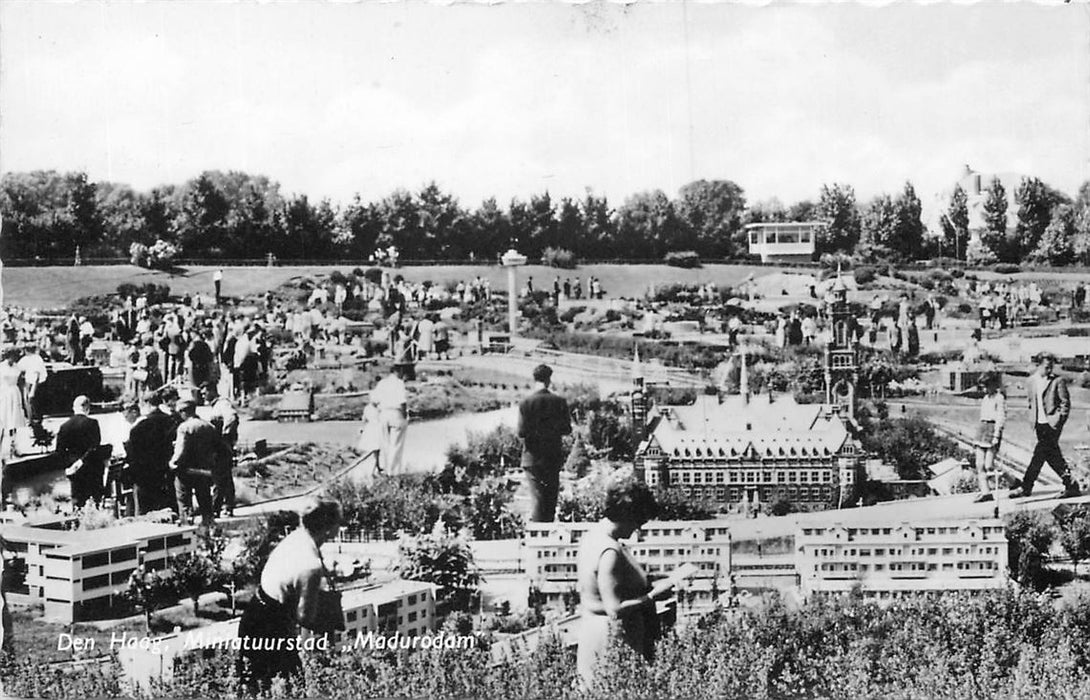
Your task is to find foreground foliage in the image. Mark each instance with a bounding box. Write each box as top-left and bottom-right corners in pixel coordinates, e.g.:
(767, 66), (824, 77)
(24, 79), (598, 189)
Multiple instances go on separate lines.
(11, 589), (1090, 698)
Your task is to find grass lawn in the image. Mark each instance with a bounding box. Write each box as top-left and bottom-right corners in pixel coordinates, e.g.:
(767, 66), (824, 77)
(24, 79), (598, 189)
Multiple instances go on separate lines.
(8, 263), (795, 310)
(234, 442), (364, 503)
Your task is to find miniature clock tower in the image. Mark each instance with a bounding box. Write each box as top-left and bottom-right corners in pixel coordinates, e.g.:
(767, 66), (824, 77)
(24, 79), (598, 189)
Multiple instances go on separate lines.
(823, 268), (859, 418)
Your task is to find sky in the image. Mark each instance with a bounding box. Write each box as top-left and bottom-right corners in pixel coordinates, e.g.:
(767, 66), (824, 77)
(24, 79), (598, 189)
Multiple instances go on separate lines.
(2, 1), (1089, 213)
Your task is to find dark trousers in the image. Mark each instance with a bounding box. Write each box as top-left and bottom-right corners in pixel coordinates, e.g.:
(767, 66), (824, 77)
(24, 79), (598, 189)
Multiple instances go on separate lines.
(525, 468), (560, 523)
(133, 481), (170, 515)
(212, 462), (236, 516)
(214, 280), (222, 304)
(174, 471), (214, 524)
(1023, 423), (1074, 493)
(237, 587), (300, 695)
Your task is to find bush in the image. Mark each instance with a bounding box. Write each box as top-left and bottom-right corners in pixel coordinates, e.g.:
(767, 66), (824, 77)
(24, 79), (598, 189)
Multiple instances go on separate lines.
(146, 239), (179, 269)
(117, 282), (171, 305)
(853, 266), (877, 285)
(664, 250), (701, 268)
(541, 247), (577, 269)
(993, 263), (1021, 274)
(129, 242), (149, 267)
(558, 305), (585, 324)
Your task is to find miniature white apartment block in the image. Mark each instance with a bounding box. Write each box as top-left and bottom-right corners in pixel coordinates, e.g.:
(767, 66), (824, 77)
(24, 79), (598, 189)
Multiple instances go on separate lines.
(796, 519), (1008, 600)
(523, 521), (732, 614)
(2, 521), (197, 623)
(333, 579), (438, 645)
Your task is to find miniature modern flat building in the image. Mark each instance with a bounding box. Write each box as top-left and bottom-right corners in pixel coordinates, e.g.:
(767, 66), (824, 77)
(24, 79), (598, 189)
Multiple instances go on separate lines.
(796, 519), (1009, 600)
(523, 521), (732, 615)
(333, 579), (439, 645)
(2, 521), (197, 623)
(745, 222), (822, 263)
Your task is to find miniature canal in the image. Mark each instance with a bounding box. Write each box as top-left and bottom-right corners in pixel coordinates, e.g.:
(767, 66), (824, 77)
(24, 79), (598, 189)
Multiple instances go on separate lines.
(6, 405), (518, 506)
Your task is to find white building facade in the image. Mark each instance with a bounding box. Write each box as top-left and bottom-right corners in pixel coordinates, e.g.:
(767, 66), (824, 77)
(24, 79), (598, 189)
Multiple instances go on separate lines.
(523, 521), (732, 616)
(2, 521), (197, 623)
(796, 519), (1009, 600)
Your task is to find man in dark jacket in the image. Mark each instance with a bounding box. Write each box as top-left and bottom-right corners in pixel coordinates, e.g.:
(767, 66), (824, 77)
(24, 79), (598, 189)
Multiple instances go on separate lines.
(57, 396), (106, 507)
(518, 364), (572, 522)
(169, 398), (219, 525)
(187, 331), (215, 390)
(1014, 352), (1081, 498)
(124, 394), (176, 514)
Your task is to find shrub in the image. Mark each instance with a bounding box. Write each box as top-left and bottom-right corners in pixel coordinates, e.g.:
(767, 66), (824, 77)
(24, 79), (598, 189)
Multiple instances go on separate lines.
(329, 270), (348, 285)
(853, 266), (877, 285)
(994, 263), (1021, 274)
(129, 242), (149, 267)
(541, 247), (577, 269)
(117, 282), (171, 305)
(146, 239), (178, 269)
(664, 250), (702, 268)
(558, 305), (585, 323)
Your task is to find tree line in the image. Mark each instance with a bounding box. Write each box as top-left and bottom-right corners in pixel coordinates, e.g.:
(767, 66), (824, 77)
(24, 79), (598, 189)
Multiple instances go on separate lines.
(1, 169), (1087, 265)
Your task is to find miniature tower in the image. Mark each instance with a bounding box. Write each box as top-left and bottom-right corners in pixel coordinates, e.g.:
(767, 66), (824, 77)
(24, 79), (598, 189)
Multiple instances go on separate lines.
(631, 346), (648, 449)
(823, 266), (859, 418)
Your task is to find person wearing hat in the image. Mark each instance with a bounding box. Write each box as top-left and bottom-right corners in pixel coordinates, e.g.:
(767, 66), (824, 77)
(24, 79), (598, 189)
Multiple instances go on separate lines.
(168, 397), (218, 525)
(370, 363), (409, 475)
(1012, 352), (1081, 498)
(518, 364), (572, 522)
(973, 372), (1006, 503)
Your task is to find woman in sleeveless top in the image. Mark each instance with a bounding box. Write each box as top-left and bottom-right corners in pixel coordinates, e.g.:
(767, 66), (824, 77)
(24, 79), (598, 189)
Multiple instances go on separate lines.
(577, 476), (672, 691)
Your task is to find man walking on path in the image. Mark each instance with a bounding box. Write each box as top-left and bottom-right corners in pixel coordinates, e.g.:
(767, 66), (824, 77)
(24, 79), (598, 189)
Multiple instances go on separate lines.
(518, 364), (572, 522)
(213, 268), (224, 305)
(1012, 352), (1081, 498)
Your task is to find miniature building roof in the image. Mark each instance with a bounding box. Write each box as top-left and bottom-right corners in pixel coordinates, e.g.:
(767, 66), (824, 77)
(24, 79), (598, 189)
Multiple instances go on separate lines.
(3, 522), (195, 557)
(339, 579), (439, 608)
(650, 394), (837, 435)
(644, 393), (852, 456)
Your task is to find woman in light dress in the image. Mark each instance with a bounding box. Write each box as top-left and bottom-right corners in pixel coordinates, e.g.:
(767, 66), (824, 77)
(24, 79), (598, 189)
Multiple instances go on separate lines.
(577, 476), (673, 691)
(0, 348), (26, 440)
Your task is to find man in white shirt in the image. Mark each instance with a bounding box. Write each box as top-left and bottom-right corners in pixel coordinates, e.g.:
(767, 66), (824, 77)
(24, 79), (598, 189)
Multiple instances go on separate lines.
(370, 364), (409, 475)
(16, 345), (47, 421)
(213, 268), (224, 305)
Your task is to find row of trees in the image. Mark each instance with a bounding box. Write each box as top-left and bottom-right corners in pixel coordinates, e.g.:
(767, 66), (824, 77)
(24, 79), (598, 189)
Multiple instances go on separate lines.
(938, 176), (1090, 266)
(5, 168), (1087, 265)
(0, 171), (755, 261)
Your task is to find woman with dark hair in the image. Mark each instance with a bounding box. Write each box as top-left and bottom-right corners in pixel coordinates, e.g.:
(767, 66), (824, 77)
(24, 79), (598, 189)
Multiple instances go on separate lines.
(237, 497), (343, 693)
(576, 475), (673, 690)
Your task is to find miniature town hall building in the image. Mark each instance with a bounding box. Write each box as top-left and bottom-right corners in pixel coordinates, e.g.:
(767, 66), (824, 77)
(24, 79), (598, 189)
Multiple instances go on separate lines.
(632, 274), (863, 511)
